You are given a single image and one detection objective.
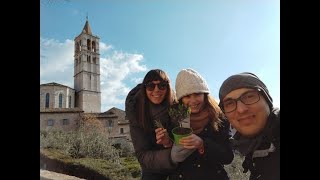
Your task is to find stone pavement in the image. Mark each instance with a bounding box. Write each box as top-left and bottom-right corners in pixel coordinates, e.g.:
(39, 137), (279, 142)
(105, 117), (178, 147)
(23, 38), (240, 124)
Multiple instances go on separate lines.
(40, 169), (85, 180)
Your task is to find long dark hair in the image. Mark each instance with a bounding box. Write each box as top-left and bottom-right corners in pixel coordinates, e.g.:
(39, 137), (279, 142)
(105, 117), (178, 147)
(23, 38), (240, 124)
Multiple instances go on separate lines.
(136, 69), (176, 131)
(204, 94), (225, 131)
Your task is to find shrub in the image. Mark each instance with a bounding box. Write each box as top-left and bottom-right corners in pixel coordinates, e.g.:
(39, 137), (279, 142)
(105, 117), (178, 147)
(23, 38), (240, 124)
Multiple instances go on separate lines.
(225, 152), (250, 180)
(40, 128), (69, 149)
(40, 114), (121, 163)
(41, 148), (135, 180)
(121, 156), (141, 178)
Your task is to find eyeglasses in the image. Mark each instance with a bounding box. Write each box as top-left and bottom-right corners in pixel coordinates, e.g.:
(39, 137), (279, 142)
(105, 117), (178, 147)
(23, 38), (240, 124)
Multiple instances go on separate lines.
(145, 81), (168, 91)
(222, 90), (261, 113)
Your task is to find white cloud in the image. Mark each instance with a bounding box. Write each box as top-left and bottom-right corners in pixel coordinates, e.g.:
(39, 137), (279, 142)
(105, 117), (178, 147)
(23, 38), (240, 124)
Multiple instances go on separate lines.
(100, 42), (113, 52)
(100, 51), (147, 111)
(40, 37), (74, 87)
(40, 37), (147, 112)
(131, 77), (144, 84)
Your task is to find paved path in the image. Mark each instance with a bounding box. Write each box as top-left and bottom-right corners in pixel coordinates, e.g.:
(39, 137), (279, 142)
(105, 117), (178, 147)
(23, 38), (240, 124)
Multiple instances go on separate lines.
(40, 169), (85, 180)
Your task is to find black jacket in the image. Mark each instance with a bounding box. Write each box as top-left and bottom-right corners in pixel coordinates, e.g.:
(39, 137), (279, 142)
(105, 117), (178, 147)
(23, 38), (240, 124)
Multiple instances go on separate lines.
(169, 119), (234, 180)
(244, 108), (280, 180)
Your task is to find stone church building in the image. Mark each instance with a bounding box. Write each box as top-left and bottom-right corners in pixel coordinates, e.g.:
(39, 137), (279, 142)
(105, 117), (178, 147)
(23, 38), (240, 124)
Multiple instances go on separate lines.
(40, 19), (130, 141)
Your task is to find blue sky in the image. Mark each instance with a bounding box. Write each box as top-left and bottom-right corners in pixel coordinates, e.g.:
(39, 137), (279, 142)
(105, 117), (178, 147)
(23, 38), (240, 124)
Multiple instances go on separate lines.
(40, 0), (280, 112)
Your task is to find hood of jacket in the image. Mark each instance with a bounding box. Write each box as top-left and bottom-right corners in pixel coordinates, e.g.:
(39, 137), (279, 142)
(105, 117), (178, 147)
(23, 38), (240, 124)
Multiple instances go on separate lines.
(125, 83), (142, 114)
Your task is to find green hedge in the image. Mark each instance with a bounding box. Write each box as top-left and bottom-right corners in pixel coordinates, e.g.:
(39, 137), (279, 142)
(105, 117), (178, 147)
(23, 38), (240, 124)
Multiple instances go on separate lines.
(41, 148), (137, 180)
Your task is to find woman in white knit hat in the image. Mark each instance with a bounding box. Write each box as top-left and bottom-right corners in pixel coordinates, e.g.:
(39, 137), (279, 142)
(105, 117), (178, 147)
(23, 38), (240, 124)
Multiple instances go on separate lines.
(158, 68), (234, 180)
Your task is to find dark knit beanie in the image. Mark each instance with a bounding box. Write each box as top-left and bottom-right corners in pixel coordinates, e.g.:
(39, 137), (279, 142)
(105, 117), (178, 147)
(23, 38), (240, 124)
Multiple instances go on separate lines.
(219, 72), (273, 109)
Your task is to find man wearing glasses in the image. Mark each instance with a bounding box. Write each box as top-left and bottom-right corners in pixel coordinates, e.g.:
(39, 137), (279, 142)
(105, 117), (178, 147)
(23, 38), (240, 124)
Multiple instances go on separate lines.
(218, 72), (280, 180)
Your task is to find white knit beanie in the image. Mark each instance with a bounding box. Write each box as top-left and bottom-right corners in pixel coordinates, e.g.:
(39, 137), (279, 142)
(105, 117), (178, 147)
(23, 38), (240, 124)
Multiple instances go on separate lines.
(175, 68), (210, 100)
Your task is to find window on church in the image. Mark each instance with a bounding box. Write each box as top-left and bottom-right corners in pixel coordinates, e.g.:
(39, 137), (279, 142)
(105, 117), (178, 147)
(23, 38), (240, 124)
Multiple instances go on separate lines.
(87, 39), (91, 50)
(87, 55), (90, 63)
(69, 95), (72, 108)
(59, 93), (63, 108)
(92, 41), (96, 52)
(48, 119), (54, 126)
(120, 128), (124, 134)
(45, 93), (50, 108)
(108, 120), (113, 127)
(62, 119), (69, 125)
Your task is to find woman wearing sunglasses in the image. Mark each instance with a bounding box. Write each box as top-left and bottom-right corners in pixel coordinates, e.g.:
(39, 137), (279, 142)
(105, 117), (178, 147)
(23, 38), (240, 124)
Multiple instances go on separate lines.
(219, 72), (280, 180)
(125, 69), (177, 180)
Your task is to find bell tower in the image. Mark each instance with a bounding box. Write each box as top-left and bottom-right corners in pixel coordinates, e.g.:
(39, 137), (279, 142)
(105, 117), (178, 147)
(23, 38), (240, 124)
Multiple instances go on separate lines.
(74, 18), (101, 112)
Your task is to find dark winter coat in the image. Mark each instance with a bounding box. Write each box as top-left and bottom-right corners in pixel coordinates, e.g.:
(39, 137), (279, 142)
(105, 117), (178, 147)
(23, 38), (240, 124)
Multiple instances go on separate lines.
(240, 108), (280, 180)
(169, 119), (234, 180)
(125, 84), (177, 180)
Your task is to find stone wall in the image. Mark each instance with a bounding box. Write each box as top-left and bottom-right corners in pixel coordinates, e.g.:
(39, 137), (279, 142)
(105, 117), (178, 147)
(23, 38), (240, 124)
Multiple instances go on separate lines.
(40, 84), (75, 109)
(40, 108), (83, 131)
(40, 153), (109, 180)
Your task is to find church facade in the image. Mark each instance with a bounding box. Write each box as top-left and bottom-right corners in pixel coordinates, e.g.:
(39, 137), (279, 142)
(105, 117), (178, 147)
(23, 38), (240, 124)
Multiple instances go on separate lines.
(40, 19), (130, 141)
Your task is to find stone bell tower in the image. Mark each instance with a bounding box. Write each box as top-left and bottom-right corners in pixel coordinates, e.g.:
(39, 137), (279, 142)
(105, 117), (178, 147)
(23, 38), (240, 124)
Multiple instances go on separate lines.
(74, 18), (101, 113)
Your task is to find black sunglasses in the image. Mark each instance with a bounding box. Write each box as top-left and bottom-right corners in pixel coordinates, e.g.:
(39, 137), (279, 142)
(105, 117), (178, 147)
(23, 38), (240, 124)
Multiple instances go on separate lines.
(145, 81), (168, 91)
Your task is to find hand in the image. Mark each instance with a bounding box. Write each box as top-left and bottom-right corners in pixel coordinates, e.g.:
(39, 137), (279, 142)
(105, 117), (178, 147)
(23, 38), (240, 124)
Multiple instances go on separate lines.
(155, 128), (172, 148)
(170, 143), (195, 163)
(179, 134), (203, 150)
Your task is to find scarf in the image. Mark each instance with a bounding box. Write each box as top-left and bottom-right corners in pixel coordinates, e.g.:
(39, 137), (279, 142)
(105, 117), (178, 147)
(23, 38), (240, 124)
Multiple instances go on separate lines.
(230, 108), (280, 176)
(190, 107), (209, 134)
